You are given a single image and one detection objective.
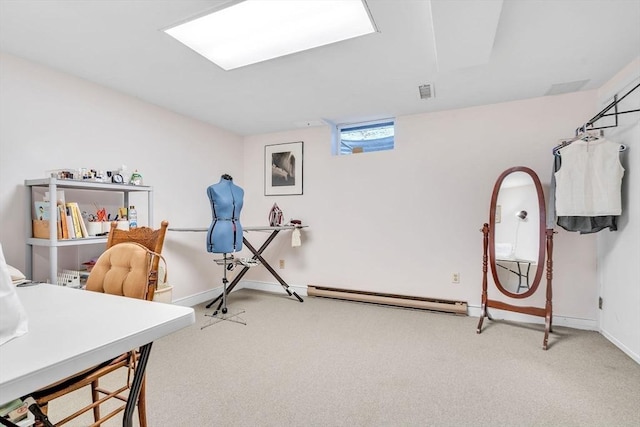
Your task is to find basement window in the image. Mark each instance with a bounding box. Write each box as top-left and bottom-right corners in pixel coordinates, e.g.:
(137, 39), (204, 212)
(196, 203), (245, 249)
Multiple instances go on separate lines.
(334, 119), (395, 155)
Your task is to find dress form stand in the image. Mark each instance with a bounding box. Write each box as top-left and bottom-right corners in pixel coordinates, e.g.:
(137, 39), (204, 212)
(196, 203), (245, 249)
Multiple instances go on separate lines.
(203, 174), (248, 329)
(202, 254), (247, 328)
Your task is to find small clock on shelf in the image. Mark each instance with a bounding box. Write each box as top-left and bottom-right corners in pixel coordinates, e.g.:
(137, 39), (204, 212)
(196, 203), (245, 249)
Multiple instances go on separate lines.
(112, 173), (124, 184)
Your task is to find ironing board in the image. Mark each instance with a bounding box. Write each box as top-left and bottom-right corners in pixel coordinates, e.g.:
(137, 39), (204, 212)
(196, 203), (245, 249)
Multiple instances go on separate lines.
(168, 226), (306, 310)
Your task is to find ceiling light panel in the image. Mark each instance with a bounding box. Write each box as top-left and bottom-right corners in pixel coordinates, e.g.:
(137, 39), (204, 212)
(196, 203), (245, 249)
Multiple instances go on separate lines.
(165, 0), (377, 70)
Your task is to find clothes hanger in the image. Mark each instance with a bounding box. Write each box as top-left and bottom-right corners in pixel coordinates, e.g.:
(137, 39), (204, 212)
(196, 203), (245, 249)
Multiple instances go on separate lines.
(578, 127), (600, 142)
(554, 126), (612, 154)
(581, 126), (629, 152)
(554, 127), (627, 155)
(552, 126), (594, 155)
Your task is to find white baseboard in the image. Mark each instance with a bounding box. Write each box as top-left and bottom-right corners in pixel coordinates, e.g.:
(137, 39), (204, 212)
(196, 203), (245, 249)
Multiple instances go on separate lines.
(467, 304), (598, 331)
(172, 287), (221, 307)
(177, 286), (596, 331)
(236, 284), (596, 331)
(600, 328), (640, 364)
(171, 280), (307, 307)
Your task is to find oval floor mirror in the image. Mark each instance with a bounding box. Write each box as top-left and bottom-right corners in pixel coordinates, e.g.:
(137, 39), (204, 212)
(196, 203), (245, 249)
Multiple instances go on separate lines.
(476, 166), (555, 350)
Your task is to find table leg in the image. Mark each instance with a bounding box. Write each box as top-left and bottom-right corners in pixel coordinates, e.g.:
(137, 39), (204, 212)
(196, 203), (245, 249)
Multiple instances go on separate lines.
(122, 342), (152, 427)
(515, 262), (524, 292)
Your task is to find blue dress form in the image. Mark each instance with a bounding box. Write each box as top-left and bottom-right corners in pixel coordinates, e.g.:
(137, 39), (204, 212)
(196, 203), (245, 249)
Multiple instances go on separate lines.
(206, 175), (244, 253)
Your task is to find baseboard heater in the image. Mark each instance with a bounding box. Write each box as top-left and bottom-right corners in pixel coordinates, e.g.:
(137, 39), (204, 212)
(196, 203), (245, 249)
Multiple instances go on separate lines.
(307, 286), (468, 315)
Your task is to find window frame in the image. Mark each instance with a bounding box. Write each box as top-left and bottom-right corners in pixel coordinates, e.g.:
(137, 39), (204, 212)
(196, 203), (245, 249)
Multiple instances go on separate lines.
(332, 118), (396, 155)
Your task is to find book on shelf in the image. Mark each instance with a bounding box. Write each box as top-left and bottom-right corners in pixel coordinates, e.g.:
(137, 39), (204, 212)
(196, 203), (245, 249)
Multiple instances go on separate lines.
(68, 202), (89, 238)
(58, 204), (69, 239)
(34, 201), (50, 220)
(65, 205), (75, 239)
(66, 202), (84, 238)
(57, 214), (63, 239)
(77, 207), (88, 237)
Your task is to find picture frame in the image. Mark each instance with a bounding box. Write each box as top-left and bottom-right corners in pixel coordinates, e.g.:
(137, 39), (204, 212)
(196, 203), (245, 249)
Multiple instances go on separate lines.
(265, 141), (303, 196)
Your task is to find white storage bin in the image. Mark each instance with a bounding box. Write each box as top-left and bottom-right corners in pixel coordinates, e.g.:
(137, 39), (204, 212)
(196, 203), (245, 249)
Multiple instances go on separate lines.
(153, 284), (173, 303)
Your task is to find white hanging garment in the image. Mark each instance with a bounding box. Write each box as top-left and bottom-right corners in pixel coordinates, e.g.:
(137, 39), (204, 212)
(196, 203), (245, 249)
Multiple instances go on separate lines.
(555, 139), (624, 216)
(0, 244), (29, 346)
(291, 228), (302, 247)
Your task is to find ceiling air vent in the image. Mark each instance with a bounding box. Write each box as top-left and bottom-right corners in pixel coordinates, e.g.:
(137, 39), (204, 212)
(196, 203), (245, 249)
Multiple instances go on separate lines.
(545, 79), (590, 96)
(419, 84), (435, 100)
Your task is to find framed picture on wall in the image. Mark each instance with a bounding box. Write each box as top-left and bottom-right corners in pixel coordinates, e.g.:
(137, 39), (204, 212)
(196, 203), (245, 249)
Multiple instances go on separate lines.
(264, 141), (303, 196)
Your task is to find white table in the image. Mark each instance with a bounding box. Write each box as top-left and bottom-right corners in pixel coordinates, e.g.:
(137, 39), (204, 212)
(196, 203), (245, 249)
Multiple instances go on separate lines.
(496, 257), (536, 292)
(0, 284), (195, 426)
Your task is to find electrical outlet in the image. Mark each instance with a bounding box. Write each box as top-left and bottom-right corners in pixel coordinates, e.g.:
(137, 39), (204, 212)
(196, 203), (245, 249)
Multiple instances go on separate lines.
(279, 259), (285, 269)
(452, 273), (460, 283)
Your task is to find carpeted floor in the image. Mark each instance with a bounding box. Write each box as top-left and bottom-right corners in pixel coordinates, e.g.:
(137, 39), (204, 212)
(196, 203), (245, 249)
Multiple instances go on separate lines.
(50, 289), (640, 426)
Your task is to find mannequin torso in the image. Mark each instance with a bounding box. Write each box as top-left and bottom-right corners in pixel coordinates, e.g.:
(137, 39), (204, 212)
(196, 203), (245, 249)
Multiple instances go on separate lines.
(206, 175), (244, 253)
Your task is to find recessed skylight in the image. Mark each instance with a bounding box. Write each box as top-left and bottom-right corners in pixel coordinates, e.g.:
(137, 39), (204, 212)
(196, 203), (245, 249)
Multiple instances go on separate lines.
(164, 0), (377, 71)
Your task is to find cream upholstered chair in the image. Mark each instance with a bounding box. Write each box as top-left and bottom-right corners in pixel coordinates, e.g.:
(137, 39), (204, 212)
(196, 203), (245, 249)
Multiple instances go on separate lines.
(30, 242), (159, 427)
(107, 220), (168, 301)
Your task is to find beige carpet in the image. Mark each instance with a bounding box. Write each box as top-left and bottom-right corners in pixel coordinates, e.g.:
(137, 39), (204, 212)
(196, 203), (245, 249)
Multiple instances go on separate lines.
(50, 289), (640, 426)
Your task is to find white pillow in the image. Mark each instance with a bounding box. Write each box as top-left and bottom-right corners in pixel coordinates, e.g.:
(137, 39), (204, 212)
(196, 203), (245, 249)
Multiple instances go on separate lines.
(7, 264), (26, 283)
(0, 243), (29, 345)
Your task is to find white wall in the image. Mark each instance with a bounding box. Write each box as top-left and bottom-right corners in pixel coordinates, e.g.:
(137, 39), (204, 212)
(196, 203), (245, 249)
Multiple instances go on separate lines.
(241, 91), (601, 327)
(596, 58), (640, 362)
(0, 52), (243, 299)
(2, 51), (626, 334)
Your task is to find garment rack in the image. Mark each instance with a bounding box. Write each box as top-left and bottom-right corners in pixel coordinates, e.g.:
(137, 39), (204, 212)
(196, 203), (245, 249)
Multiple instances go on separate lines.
(576, 82), (640, 134)
(554, 82), (639, 155)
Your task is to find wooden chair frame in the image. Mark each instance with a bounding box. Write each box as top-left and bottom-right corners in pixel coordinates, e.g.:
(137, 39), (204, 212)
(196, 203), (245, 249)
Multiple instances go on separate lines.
(30, 221), (169, 427)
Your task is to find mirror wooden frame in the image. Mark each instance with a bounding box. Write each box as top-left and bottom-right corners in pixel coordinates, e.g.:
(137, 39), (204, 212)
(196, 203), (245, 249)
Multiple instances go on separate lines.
(490, 167), (546, 298)
(476, 166), (555, 350)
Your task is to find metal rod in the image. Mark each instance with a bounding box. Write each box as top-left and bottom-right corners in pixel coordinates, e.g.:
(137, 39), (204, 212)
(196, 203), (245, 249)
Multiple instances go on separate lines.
(586, 82), (640, 128)
(205, 231), (280, 309)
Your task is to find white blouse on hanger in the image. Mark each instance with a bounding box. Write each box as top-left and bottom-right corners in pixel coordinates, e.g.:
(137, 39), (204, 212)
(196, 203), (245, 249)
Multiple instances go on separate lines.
(555, 139), (624, 216)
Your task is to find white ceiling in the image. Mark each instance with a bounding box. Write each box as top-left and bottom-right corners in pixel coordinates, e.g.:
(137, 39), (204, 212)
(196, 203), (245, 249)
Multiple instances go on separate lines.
(1, 0), (639, 136)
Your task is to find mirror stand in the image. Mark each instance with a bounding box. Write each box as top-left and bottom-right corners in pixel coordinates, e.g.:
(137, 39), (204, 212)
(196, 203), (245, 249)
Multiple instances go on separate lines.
(476, 166), (555, 350)
(477, 225), (555, 349)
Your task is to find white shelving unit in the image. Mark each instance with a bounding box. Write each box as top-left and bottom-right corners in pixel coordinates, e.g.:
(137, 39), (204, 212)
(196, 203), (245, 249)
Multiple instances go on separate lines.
(24, 178), (153, 284)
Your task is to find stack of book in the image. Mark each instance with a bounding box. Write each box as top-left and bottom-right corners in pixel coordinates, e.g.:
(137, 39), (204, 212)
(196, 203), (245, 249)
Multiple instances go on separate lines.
(33, 200), (88, 239)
